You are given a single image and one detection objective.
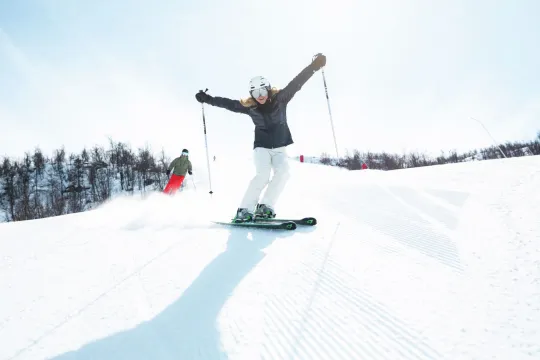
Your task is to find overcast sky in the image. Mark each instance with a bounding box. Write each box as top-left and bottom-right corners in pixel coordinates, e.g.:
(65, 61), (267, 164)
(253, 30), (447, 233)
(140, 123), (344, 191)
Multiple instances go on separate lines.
(1, 0), (539, 165)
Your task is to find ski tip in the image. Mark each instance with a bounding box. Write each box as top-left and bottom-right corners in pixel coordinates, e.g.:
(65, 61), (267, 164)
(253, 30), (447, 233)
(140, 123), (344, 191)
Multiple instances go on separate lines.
(300, 217), (317, 225)
(283, 221), (297, 230)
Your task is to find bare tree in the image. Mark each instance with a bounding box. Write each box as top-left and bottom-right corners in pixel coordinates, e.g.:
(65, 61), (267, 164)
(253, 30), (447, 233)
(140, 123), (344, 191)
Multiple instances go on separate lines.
(1, 158), (17, 221)
(32, 148), (46, 218)
(136, 145), (155, 192)
(320, 152), (333, 165)
(47, 148), (67, 216)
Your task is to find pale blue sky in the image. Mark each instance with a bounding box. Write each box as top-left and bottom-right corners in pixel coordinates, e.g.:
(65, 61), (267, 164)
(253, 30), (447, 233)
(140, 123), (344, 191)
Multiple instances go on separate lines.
(1, 0), (539, 164)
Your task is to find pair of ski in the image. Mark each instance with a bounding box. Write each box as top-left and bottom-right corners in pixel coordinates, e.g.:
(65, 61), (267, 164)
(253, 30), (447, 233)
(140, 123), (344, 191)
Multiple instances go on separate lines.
(214, 216), (317, 230)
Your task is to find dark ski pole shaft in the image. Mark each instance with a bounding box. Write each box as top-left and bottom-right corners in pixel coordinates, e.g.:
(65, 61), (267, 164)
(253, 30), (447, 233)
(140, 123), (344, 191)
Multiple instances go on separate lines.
(201, 89), (213, 195)
(322, 69), (339, 159)
(314, 53), (339, 159)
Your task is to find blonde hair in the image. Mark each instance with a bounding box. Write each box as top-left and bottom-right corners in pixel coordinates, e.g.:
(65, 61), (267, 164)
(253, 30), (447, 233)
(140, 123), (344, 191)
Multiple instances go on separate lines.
(239, 87), (280, 107)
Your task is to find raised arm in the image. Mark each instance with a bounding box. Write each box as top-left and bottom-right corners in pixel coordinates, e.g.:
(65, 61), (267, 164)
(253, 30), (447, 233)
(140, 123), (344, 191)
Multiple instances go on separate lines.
(277, 53), (326, 104)
(195, 90), (250, 114)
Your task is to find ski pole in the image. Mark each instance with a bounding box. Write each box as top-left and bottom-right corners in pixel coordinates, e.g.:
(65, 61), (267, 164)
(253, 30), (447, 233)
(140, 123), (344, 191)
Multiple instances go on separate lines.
(201, 89), (214, 195)
(314, 53), (339, 159)
(470, 117), (507, 158)
(191, 175), (197, 191)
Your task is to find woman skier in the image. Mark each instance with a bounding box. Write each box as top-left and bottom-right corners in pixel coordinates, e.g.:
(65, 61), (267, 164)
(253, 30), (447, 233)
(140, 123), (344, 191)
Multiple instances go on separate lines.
(195, 53), (327, 222)
(163, 149), (193, 195)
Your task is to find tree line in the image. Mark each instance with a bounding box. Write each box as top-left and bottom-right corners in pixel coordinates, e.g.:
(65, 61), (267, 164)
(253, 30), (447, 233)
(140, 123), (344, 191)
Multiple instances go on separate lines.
(320, 132), (540, 171)
(0, 139), (175, 222)
(2, 133), (539, 223)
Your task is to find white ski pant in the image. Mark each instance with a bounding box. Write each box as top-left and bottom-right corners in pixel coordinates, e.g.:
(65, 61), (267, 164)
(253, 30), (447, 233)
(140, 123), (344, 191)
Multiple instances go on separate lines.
(239, 146), (290, 211)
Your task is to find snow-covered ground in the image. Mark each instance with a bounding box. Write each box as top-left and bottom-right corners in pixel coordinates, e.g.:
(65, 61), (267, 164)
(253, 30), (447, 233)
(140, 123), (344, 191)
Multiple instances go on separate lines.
(1, 154), (539, 360)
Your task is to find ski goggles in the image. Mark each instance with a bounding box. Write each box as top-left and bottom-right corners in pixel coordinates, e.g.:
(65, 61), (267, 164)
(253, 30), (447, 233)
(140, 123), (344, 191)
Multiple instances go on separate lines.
(182, 151), (188, 156)
(251, 87), (268, 98)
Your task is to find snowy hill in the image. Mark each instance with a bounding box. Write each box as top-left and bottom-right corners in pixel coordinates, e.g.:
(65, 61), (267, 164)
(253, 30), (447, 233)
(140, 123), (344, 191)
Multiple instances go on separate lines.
(1, 154), (539, 360)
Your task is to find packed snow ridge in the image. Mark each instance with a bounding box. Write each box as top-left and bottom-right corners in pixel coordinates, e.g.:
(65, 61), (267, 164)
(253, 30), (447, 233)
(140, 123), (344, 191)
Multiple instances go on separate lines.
(1, 155), (539, 360)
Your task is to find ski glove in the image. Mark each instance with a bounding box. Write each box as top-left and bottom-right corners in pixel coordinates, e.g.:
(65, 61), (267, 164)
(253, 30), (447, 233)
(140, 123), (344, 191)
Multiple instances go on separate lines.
(166, 169), (171, 176)
(188, 170), (192, 175)
(310, 53), (326, 71)
(195, 90), (211, 103)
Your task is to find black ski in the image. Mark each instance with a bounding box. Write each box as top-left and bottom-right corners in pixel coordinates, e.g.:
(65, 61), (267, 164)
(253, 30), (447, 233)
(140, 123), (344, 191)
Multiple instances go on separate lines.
(253, 216), (317, 226)
(213, 220), (297, 230)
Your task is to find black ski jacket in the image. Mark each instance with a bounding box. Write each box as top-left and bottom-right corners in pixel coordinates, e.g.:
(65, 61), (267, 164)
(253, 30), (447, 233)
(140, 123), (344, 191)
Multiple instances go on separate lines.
(205, 63), (317, 149)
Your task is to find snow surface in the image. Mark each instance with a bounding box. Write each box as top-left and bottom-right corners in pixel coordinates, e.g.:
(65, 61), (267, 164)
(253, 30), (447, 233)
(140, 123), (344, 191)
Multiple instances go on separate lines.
(1, 154), (539, 360)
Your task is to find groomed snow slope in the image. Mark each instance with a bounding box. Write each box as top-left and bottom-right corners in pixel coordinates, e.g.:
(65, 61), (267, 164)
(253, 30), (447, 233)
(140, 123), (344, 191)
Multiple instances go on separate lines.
(1, 154), (539, 360)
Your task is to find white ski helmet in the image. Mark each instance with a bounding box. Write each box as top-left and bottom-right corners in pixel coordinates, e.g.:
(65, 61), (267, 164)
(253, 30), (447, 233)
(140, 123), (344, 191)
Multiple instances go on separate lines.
(249, 76), (271, 93)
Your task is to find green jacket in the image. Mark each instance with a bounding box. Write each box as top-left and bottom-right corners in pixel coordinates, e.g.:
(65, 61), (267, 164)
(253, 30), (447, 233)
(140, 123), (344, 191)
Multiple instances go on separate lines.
(168, 155), (192, 176)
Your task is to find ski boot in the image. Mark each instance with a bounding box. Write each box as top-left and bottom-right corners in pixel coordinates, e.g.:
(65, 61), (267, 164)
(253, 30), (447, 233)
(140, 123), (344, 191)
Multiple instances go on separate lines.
(232, 208), (254, 223)
(254, 203), (276, 219)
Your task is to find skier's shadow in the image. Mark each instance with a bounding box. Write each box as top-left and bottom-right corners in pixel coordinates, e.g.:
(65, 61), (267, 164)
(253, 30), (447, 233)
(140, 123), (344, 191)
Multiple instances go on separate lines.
(52, 227), (295, 360)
